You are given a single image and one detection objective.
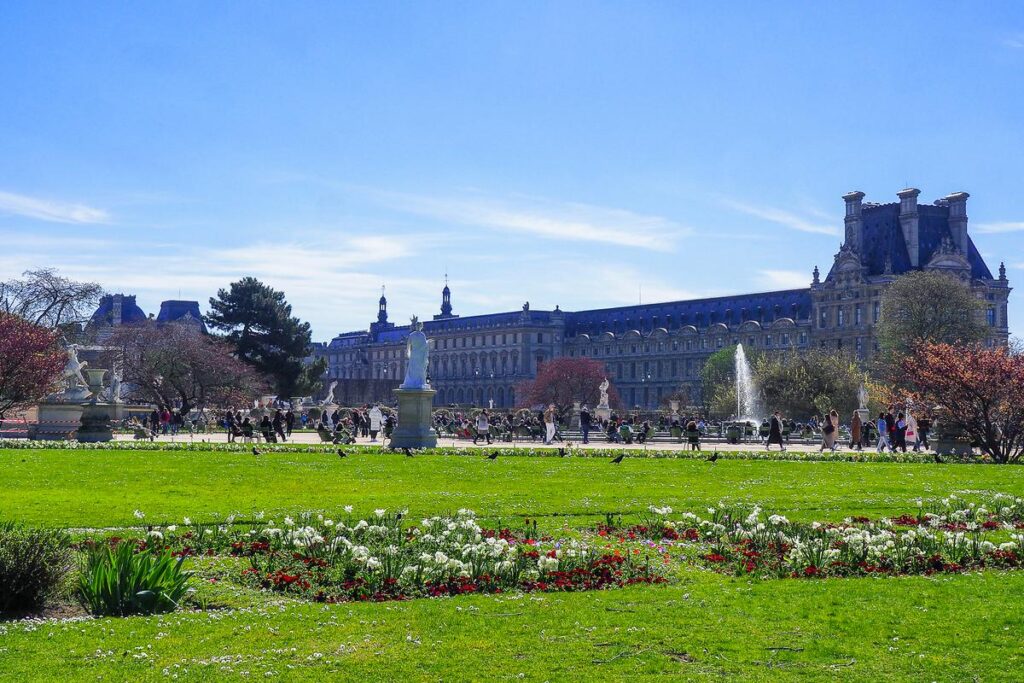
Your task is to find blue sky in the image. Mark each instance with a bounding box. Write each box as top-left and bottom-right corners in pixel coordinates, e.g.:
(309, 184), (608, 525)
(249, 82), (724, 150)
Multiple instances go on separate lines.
(1, 2), (1022, 340)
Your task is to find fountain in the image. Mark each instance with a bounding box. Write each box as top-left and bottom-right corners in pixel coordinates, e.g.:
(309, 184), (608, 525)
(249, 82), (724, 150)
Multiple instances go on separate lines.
(77, 368), (114, 443)
(29, 345), (92, 440)
(734, 344), (762, 422)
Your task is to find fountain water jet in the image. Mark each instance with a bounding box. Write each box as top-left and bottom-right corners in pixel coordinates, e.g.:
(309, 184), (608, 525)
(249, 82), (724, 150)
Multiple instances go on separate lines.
(734, 343), (762, 421)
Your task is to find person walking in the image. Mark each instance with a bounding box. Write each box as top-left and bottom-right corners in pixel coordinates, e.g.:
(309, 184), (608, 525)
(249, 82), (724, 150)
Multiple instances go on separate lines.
(917, 414), (931, 451)
(894, 412), (908, 453)
(580, 405), (592, 444)
(368, 404), (383, 441)
(819, 411), (837, 453)
(766, 411), (786, 451)
(850, 411), (862, 451)
(272, 409), (287, 442)
(543, 404), (557, 445)
(474, 410), (492, 445)
(226, 410), (237, 442)
(876, 412), (890, 452)
(284, 409), (295, 437)
(907, 410), (920, 452)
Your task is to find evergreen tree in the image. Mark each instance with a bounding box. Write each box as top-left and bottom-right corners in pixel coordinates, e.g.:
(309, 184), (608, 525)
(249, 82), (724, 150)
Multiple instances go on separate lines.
(206, 277), (326, 397)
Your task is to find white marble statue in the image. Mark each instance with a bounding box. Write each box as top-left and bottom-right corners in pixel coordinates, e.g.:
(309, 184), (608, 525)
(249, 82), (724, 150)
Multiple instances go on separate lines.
(597, 377), (610, 409)
(322, 381), (338, 406)
(400, 317), (430, 390)
(857, 383), (869, 410)
(107, 372), (122, 403)
(64, 344), (88, 389)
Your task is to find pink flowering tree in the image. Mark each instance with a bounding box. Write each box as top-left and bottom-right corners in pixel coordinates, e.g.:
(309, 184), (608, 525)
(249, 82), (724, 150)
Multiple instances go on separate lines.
(901, 342), (1024, 463)
(0, 313), (66, 418)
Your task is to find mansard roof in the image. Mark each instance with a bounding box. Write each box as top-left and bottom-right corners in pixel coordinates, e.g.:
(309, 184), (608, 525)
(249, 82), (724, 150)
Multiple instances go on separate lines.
(845, 202), (993, 280)
(89, 294), (148, 327)
(564, 289), (812, 336)
(156, 300), (208, 331)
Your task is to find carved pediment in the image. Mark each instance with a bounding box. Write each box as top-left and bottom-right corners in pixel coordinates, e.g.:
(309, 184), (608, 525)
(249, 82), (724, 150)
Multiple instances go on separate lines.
(830, 243), (864, 282)
(925, 236), (971, 277)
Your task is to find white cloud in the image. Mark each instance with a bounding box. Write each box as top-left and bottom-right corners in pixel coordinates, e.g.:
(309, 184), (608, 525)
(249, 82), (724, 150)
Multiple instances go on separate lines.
(1003, 33), (1024, 49)
(757, 269), (811, 290)
(0, 232), (435, 338)
(0, 190), (109, 224)
(724, 199), (840, 236)
(364, 189), (688, 250)
(974, 221), (1024, 234)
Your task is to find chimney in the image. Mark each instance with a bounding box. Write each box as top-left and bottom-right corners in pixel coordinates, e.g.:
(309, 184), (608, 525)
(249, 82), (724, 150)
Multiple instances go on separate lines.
(112, 294), (123, 326)
(842, 191), (865, 253)
(897, 188), (921, 267)
(944, 191), (970, 255)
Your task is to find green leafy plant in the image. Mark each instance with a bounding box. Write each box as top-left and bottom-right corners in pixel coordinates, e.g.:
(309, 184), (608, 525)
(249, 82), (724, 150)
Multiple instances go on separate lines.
(0, 522), (73, 613)
(78, 542), (193, 616)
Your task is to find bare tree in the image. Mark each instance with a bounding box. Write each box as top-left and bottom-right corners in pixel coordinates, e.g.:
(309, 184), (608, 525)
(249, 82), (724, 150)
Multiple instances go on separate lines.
(0, 268), (103, 330)
(109, 322), (267, 415)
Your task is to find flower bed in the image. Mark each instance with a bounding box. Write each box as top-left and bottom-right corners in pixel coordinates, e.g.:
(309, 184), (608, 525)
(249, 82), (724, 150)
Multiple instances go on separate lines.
(625, 493), (1024, 578)
(79, 509), (665, 604)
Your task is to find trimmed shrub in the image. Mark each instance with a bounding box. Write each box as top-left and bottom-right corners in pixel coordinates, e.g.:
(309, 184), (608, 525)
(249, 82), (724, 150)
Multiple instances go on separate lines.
(78, 542), (193, 616)
(0, 522), (73, 613)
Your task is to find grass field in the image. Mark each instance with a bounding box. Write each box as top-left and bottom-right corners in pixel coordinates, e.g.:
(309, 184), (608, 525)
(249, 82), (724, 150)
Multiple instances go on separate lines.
(2, 447), (1024, 681)
(3, 447), (1023, 528)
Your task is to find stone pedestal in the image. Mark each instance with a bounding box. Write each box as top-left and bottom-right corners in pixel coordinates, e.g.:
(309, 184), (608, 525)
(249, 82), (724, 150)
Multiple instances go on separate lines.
(595, 404), (611, 422)
(77, 368), (114, 443)
(389, 388), (437, 450)
(29, 402), (85, 440)
(78, 402), (114, 442)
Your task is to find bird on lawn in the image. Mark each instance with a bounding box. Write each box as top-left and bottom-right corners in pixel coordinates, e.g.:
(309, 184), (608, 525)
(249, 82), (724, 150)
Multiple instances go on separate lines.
(558, 447), (566, 457)
(487, 451), (499, 460)
(403, 448), (413, 457)
(337, 449), (347, 459)
(610, 453), (625, 464)
(934, 453), (943, 464)
(707, 452), (719, 463)
(252, 447), (261, 457)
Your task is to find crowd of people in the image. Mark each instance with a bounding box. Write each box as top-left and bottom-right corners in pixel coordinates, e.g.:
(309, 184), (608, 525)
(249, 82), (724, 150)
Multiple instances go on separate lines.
(122, 400), (936, 456)
(756, 404), (933, 454)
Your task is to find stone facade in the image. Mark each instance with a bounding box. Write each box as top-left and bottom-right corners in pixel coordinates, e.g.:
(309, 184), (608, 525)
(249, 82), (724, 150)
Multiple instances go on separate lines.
(321, 189), (1010, 409)
(810, 190), (1010, 357)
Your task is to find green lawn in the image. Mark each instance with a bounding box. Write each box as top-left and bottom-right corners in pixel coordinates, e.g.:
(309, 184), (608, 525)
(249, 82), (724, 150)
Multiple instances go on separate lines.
(2, 448), (1024, 681)
(2, 448), (1023, 527)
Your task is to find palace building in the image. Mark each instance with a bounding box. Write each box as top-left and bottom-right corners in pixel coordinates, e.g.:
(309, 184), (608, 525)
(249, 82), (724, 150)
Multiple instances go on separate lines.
(322, 188), (1011, 409)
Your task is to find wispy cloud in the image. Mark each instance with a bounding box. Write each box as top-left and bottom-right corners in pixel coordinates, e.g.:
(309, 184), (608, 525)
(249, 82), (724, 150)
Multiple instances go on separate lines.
(723, 199), (839, 236)
(1003, 33), (1024, 49)
(757, 269), (810, 290)
(974, 221), (1024, 234)
(0, 232), (435, 337)
(363, 189), (688, 250)
(0, 190), (109, 224)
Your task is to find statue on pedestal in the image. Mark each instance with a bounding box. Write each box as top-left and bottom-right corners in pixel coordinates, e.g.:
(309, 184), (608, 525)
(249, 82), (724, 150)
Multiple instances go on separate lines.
(595, 377), (612, 421)
(400, 316), (430, 390)
(390, 315), (437, 450)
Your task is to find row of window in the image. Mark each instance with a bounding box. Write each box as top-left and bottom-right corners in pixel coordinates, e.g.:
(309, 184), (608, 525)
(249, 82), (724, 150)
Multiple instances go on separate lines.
(437, 332), (548, 349)
(569, 332), (809, 357)
(819, 302), (880, 329)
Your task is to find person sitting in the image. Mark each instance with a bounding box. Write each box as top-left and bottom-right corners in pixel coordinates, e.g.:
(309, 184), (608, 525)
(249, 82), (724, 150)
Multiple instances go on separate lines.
(241, 418), (255, 442)
(606, 421), (620, 443)
(636, 420), (652, 444)
(618, 422), (633, 444)
(260, 415), (276, 443)
(685, 420), (701, 451)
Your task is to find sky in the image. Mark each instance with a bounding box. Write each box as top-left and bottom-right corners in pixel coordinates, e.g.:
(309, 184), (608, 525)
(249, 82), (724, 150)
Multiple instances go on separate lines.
(1, 2), (1022, 341)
